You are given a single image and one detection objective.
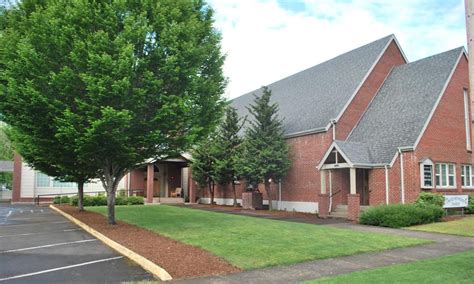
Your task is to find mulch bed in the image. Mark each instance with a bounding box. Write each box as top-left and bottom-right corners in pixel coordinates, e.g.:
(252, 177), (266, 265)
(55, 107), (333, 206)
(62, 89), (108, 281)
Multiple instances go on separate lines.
(56, 205), (241, 280)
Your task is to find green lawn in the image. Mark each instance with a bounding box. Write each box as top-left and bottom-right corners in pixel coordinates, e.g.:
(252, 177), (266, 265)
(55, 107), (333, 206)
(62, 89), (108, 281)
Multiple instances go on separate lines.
(88, 205), (429, 270)
(305, 250), (474, 283)
(409, 216), (474, 237)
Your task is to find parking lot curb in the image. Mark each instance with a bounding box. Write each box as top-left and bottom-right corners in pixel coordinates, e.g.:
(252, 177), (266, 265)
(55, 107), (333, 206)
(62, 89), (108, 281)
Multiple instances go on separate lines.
(50, 205), (173, 281)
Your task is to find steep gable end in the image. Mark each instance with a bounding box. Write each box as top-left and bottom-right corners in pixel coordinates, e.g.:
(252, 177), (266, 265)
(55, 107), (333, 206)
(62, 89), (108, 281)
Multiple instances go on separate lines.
(231, 35), (396, 137)
(347, 47), (465, 165)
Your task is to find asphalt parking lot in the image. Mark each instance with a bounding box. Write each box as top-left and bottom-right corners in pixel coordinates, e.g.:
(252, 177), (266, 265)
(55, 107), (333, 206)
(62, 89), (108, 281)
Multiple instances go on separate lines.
(0, 203), (153, 283)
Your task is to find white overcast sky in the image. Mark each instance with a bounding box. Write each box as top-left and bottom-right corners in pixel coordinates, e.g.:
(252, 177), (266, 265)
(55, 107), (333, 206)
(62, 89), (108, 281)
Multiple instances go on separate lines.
(207, 0), (467, 99)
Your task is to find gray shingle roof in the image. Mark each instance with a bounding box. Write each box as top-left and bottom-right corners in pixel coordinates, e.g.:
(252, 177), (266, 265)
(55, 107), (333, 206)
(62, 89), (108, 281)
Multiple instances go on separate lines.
(231, 35), (395, 136)
(346, 47), (464, 165)
(334, 140), (373, 165)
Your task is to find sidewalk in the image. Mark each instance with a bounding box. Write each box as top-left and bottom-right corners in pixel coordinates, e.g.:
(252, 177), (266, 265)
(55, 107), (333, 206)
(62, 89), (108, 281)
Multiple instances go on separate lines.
(174, 205), (474, 284)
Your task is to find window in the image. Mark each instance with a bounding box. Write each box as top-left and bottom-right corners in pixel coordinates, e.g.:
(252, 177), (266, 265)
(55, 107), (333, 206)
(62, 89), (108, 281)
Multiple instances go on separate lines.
(464, 90), (472, 151)
(419, 158), (434, 188)
(435, 163), (456, 188)
(36, 172), (76, 188)
(36, 172), (51, 187)
(461, 165), (474, 188)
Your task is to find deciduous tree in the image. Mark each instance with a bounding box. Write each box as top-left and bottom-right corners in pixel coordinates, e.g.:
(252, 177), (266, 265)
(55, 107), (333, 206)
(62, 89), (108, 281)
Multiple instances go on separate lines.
(0, 0), (225, 223)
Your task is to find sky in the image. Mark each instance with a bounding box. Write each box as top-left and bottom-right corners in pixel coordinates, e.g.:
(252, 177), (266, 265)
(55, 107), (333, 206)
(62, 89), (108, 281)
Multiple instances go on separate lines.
(207, 0), (467, 99)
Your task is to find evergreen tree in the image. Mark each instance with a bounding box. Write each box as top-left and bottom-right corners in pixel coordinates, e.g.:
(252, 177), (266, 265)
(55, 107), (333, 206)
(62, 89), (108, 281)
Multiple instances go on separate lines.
(0, 0), (225, 224)
(238, 87), (291, 210)
(191, 136), (219, 205)
(214, 106), (245, 206)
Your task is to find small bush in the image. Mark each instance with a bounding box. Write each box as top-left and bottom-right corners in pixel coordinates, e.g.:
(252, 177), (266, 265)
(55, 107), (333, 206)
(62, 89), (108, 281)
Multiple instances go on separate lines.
(53, 196), (61, 204)
(416, 192), (444, 207)
(360, 204), (444, 228)
(127, 196), (144, 205)
(115, 196), (127, 205)
(70, 195), (79, 206)
(467, 195), (474, 214)
(53, 196), (71, 204)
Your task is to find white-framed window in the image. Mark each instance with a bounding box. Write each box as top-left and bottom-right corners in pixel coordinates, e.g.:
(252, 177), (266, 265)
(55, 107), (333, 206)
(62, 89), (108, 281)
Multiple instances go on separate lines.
(435, 163), (456, 188)
(35, 172), (76, 188)
(36, 172), (52, 187)
(464, 89), (472, 151)
(461, 164), (474, 188)
(419, 158), (434, 189)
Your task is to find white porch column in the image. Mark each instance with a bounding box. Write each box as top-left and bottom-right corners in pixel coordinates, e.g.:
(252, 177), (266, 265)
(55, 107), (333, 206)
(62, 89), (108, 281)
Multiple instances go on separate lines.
(320, 170), (327, 194)
(350, 168), (357, 195)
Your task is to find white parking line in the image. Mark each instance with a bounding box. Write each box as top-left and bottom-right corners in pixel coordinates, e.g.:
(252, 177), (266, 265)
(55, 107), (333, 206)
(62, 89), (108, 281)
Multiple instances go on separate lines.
(0, 239), (97, 254)
(0, 256), (124, 282)
(0, 228), (81, 238)
(0, 220), (68, 227)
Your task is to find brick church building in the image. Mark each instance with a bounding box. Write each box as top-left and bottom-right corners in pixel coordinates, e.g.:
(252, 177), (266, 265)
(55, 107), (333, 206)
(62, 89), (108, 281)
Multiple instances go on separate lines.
(195, 34), (472, 220)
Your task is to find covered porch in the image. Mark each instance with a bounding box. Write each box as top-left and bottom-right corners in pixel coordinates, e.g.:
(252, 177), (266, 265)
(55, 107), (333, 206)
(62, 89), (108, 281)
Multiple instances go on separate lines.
(125, 155), (190, 204)
(318, 141), (373, 220)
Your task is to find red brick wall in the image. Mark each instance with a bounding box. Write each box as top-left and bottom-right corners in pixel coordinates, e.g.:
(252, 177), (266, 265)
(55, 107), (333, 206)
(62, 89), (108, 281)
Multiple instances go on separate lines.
(367, 52), (472, 205)
(337, 41), (406, 140)
(409, 53), (472, 197)
(129, 169), (145, 191)
(12, 153), (22, 202)
(199, 39), (406, 210)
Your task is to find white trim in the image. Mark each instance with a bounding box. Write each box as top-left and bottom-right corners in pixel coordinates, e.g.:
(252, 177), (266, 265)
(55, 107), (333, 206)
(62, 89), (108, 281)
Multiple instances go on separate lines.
(435, 162), (457, 189)
(399, 149), (405, 204)
(334, 35), (399, 123)
(413, 49), (465, 149)
(384, 165), (389, 204)
(461, 164), (474, 188)
(317, 142), (354, 170)
(284, 127), (327, 139)
(199, 197), (318, 213)
(463, 89), (472, 151)
(321, 163), (351, 170)
(419, 158), (434, 189)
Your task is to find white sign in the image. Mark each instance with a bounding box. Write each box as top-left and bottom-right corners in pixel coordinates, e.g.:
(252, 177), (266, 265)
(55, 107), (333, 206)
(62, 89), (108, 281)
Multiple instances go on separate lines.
(443, 195), (469, 208)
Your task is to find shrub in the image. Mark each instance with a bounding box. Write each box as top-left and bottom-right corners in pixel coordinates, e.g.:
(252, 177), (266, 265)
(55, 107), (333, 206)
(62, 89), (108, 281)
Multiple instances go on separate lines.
(127, 196), (144, 205)
(92, 195), (107, 206)
(53, 195), (70, 204)
(115, 196), (127, 205)
(70, 195), (79, 206)
(53, 196), (61, 204)
(416, 192), (444, 208)
(360, 204), (444, 228)
(467, 195), (474, 214)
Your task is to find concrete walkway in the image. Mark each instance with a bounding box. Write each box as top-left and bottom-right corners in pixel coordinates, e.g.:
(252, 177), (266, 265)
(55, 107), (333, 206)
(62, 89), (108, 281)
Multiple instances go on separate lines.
(175, 206), (474, 284)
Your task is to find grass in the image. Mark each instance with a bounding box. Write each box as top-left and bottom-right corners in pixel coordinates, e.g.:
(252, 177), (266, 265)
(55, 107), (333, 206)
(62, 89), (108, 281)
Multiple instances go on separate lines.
(409, 216), (474, 237)
(304, 250), (474, 283)
(88, 205), (429, 270)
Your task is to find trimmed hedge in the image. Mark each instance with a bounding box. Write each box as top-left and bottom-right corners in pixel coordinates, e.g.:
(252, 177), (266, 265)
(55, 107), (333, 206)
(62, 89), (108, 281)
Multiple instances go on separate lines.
(53, 195), (71, 204)
(467, 195), (474, 214)
(415, 192), (444, 208)
(69, 195), (144, 207)
(360, 204), (444, 228)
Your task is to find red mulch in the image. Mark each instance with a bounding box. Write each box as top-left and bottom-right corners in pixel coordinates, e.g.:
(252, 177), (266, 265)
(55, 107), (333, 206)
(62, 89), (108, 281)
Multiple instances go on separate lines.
(57, 205), (241, 280)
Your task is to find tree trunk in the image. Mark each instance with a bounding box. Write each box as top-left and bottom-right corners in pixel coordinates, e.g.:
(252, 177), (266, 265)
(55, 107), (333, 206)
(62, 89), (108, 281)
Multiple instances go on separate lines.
(107, 191), (116, 225)
(77, 181), (84, 212)
(264, 181), (272, 210)
(209, 181), (215, 205)
(232, 182), (237, 207)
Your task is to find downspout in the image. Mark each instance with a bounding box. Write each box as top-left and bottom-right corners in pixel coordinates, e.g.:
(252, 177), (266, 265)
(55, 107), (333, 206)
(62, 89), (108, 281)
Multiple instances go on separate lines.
(398, 149), (405, 204)
(330, 119), (336, 141)
(278, 179), (282, 210)
(384, 165), (389, 204)
(328, 170), (333, 213)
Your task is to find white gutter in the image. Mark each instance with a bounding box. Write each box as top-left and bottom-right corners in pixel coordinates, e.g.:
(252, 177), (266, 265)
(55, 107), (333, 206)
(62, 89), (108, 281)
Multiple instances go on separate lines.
(328, 170), (333, 213)
(330, 119), (336, 141)
(278, 179), (282, 210)
(398, 148), (405, 204)
(384, 165), (389, 204)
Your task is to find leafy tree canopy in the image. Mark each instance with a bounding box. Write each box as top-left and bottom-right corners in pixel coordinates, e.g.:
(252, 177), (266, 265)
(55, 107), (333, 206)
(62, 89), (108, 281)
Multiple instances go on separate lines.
(0, 0), (225, 223)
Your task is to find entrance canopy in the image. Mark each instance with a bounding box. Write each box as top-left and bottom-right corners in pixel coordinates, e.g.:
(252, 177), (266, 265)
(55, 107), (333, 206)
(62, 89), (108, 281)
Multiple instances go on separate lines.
(318, 141), (374, 170)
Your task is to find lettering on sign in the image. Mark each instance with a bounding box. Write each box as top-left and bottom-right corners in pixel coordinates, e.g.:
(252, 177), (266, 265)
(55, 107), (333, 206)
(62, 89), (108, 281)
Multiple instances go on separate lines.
(443, 195), (468, 208)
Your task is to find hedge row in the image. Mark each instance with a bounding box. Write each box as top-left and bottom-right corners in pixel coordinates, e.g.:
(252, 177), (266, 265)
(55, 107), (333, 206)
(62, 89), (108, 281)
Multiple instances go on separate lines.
(467, 195), (474, 214)
(359, 204), (444, 228)
(53, 195), (144, 206)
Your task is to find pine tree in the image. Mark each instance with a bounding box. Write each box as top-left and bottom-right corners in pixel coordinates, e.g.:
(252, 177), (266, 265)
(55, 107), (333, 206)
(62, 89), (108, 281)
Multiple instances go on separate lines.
(238, 87), (291, 210)
(214, 106), (245, 206)
(191, 136), (219, 205)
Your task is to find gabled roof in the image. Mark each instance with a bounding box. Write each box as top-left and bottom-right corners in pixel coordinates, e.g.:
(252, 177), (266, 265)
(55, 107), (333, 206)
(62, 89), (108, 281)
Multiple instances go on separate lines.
(346, 47), (465, 165)
(231, 35), (396, 137)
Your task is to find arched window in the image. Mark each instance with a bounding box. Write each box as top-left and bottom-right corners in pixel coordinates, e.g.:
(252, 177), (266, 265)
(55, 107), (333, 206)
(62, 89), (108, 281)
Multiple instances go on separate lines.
(419, 158), (434, 189)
